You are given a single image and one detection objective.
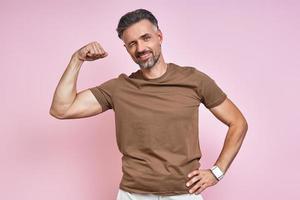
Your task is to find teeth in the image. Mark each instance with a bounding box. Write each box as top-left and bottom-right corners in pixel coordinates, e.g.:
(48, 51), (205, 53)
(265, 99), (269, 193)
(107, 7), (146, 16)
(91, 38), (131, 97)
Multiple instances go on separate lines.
(139, 53), (150, 58)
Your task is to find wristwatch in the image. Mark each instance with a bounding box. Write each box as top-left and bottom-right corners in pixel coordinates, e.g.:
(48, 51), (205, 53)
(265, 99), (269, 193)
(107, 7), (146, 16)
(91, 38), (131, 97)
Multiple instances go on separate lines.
(210, 165), (224, 181)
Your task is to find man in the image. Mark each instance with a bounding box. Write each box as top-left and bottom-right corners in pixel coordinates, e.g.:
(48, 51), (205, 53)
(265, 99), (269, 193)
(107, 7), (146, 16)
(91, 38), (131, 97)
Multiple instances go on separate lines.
(50, 8), (248, 200)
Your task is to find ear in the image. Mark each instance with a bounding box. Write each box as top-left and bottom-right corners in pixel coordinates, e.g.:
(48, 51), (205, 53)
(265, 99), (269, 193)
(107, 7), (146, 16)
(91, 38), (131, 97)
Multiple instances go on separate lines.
(121, 37), (127, 48)
(123, 44), (130, 53)
(156, 29), (163, 45)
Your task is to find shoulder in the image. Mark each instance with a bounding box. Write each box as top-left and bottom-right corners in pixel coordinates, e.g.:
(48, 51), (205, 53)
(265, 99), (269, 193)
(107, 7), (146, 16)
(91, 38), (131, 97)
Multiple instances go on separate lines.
(170, 62), (200, 73)
(114, 69), (142, 80)
(170, 63), (211, 80)
(128, 69), (141, 79)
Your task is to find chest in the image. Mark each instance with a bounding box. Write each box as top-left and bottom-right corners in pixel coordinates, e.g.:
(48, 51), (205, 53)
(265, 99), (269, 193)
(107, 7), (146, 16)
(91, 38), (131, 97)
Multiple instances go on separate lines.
(113, 85), (200, 120)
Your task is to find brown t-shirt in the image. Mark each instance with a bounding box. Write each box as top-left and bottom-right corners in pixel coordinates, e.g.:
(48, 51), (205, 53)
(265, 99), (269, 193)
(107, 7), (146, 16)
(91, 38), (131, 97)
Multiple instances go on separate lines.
(89, 62), (227, 195)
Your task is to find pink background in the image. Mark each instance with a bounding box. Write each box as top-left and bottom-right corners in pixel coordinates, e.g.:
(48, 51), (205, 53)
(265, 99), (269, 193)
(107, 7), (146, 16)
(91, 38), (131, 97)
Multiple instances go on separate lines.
(1, 0), (299, 199)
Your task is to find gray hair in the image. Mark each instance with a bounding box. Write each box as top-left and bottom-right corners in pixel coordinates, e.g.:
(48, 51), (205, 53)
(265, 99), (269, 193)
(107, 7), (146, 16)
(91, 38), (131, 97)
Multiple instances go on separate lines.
(116, 8), (160, 39)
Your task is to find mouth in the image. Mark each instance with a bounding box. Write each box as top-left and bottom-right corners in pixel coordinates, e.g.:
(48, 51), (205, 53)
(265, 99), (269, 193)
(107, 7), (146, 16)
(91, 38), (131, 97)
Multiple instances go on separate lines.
(137, 52), (152, 61)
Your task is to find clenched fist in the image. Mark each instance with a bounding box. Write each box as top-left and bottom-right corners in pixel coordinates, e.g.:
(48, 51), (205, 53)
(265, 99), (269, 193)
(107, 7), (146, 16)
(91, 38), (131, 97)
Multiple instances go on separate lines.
(73, 41), (108, 61)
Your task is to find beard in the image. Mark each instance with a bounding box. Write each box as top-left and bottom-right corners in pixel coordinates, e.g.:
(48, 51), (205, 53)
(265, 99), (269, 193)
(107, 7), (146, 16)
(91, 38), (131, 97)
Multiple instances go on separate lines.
(135, 49), (161, 69)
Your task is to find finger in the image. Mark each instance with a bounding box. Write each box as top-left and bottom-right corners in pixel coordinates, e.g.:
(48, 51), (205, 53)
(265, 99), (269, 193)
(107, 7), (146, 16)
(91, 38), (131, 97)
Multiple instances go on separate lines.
(87, 46), (95, 57)
(93, 43), (101, 54)
(188, 181), (202, 194)
(95, 42), (104, 52)
(90, 45), (96, 55)
(92, 43), (100, 54)
(187, 169), (200, 178)
(94, 42), (102, 52)
(186, 174), (202, 188)
(194, 183), (207, 195)
(97, 46), (108, 57)
(80, 46), (89, 55)
(96, 42), (108, 55)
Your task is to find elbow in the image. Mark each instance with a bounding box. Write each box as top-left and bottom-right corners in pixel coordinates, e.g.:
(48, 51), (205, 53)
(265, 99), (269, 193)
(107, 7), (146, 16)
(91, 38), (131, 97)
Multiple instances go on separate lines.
(49, 108), (65, 119)
(239, 118), (248, 136)
(242, 118), (248, 132)
(236, 113), (248, 133)
(231, 118), (248, 135)
(230, 119), (248, 143)
(244, 120), (248, 132)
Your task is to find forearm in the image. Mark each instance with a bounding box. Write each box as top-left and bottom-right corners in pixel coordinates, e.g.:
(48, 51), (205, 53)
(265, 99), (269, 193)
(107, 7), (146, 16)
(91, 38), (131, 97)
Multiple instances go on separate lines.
(213, 121), (248, 174)
(50, 53), (84, 117)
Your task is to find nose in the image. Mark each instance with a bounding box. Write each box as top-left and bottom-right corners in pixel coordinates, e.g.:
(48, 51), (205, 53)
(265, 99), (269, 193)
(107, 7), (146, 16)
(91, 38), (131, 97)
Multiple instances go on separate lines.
(136, 41), (147, 54)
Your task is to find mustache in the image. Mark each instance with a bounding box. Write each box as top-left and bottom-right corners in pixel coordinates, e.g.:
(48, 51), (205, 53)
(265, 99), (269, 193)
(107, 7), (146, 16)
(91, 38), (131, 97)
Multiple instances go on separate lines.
(136, 50), (152, 57)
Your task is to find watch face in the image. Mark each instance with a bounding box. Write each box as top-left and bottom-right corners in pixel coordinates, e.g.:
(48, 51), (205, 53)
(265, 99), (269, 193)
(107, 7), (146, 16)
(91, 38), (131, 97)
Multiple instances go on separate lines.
(211, 166), (224, 180)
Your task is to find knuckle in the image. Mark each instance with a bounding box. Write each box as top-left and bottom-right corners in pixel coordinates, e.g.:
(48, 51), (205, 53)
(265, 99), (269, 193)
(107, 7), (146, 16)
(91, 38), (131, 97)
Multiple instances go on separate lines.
(96, 42), (101, 47)
(196, 181), (202, 187)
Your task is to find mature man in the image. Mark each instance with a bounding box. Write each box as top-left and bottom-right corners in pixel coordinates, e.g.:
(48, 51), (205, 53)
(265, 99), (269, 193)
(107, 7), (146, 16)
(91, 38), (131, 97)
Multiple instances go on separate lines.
(50, 8), (248, 200)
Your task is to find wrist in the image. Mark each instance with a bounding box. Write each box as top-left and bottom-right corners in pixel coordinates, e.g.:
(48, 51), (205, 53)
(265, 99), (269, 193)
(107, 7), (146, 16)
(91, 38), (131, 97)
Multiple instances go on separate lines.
(67, 54), (84, 71)
(72, 52), (85, 63)
(210, 165), (225, 181)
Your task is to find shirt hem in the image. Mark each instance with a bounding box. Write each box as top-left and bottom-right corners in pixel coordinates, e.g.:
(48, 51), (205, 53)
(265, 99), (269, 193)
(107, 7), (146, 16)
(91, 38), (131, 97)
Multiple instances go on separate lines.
(119, 185), (190, 196)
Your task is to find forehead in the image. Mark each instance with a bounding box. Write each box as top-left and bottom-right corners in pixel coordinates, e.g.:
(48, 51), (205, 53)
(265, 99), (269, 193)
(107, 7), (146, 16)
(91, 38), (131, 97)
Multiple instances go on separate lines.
(122, 19), (157, 43)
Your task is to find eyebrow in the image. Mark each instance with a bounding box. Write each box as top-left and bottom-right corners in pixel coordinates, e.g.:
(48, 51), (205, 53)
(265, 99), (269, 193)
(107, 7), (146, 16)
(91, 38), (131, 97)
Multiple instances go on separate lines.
(128, 33), (151, 45)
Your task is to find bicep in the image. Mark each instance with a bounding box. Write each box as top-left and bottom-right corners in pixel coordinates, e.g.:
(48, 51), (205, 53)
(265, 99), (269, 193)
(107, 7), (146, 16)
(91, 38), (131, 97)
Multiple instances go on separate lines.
(61, 89), (103, 119)
(209, 97), (247, 126)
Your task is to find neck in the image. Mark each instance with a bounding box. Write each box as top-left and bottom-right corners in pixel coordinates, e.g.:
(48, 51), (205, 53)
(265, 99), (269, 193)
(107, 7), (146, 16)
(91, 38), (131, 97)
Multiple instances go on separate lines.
(141, 55), (168, 79)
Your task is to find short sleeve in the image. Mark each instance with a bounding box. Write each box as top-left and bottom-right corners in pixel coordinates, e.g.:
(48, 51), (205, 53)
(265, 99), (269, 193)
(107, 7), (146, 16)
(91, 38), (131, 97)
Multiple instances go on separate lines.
(89, 78), (118, 112)
(196, 70), (227, 109)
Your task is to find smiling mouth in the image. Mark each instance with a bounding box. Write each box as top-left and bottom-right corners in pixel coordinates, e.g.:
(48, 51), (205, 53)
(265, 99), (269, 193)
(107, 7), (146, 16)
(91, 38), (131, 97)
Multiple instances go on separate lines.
(138, 52), (151, 61)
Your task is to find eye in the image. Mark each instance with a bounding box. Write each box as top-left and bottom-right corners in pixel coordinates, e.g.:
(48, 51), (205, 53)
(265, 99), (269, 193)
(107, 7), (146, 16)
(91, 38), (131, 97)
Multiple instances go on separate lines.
(128, 42), (136, 48)
(144, 36), (151, 41)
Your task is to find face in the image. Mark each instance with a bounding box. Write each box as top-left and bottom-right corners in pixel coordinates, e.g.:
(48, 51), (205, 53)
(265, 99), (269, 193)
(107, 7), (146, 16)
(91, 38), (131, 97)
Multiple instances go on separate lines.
(122, 19), (163, 69)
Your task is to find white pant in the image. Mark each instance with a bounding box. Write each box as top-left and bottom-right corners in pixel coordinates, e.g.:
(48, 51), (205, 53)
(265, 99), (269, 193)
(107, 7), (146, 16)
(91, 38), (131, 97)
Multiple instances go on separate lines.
(116, 189), (204, 200)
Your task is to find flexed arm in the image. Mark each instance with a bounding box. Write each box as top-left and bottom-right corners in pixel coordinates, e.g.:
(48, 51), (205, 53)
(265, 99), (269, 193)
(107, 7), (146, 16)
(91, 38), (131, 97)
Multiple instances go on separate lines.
(49, 41), (108, 119)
